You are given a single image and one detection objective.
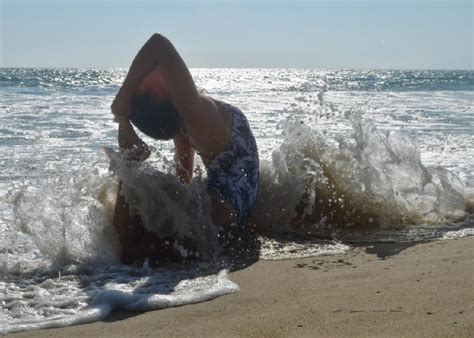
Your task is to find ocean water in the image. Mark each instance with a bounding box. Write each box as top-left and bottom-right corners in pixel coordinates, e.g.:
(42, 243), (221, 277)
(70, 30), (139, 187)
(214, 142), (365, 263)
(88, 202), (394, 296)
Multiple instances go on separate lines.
(1, 68), (473, 333)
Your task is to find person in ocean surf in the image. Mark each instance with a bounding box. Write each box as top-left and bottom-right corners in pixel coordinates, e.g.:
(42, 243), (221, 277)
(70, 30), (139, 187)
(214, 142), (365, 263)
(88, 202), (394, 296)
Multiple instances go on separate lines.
(110, 33), (259, 265)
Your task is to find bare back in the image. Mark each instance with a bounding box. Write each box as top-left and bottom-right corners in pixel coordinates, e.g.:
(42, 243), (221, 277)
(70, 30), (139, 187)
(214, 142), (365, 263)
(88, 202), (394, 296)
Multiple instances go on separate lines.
(180, 96), (232, 164)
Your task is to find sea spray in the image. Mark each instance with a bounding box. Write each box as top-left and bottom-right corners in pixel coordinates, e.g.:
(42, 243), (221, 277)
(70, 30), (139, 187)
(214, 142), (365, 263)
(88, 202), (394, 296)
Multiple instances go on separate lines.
(107, 148), (219, 259)
(253, 113), (467, 234)
(11, 167), (120, 268)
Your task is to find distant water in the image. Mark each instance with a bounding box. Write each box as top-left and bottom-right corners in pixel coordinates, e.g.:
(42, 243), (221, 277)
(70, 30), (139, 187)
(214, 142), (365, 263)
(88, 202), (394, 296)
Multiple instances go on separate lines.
(1, 68), (473, 333)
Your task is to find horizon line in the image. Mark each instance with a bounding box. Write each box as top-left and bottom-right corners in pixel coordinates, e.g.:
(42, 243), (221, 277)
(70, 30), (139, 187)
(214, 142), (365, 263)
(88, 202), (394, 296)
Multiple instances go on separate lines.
(1, 66), (473, 72)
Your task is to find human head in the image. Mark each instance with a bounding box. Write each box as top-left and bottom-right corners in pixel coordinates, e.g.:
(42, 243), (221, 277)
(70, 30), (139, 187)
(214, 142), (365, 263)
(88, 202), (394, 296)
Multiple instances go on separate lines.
(129, 94), (180, 140)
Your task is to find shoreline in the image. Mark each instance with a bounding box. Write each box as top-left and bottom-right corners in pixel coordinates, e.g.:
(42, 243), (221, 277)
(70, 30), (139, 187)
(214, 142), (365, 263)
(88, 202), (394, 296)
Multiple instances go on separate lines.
(9, 237), (474, 337)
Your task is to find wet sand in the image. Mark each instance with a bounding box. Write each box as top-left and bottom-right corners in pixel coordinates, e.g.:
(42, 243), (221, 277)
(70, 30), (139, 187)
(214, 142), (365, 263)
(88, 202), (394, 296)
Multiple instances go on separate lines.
(9, 237), (474, 337)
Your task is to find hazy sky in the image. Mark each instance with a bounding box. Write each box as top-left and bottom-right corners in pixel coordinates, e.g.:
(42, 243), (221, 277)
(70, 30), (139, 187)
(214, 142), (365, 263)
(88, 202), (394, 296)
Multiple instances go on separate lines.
(1, 0), (472, 69)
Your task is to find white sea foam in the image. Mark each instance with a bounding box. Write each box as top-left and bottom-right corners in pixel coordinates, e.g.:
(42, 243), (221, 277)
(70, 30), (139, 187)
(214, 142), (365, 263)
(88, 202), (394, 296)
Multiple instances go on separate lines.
(1, 266), (238, 335)
(259, 237), (350, 260)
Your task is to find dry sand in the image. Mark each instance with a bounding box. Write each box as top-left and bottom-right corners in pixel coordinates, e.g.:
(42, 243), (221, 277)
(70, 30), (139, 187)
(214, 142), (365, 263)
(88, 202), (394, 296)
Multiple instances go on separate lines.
(9, 237), (474, 337)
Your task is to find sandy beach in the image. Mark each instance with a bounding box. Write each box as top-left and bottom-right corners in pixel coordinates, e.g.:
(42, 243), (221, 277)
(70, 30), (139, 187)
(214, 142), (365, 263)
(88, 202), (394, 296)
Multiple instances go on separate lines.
(8, 236), (473, 337)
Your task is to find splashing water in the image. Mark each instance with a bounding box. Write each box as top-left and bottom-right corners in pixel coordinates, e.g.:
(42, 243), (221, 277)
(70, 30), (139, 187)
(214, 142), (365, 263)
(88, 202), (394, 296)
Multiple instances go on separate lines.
(106, 149), (219, 260)
(1, 161), (240, 335)
(254, 113), (468, 235)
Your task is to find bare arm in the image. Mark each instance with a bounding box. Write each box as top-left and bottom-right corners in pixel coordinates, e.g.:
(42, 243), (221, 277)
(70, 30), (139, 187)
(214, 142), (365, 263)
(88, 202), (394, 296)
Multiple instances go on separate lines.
(111, 33), (227, 158)
(174, 133), (195, 184)
(112, 33), (200, 119)
(113, 121), (149, 263)
(118, 119), (150, 161)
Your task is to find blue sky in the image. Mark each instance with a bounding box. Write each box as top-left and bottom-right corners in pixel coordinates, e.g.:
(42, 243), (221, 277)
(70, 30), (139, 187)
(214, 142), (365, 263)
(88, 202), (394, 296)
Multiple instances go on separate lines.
(1, 0), (472, 69)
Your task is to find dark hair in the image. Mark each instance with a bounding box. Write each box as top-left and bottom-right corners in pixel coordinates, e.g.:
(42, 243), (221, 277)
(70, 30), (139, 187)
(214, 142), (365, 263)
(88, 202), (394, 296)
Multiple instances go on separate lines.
(129, 94), (180, 140)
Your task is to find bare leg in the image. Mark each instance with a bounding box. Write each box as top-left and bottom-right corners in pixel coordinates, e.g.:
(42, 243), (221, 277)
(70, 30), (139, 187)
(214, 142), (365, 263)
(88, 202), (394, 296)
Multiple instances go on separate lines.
(113, 181), (185, 265)
(113, 181), (143, 248)
(209, 189), (237, 229)
(113, 181), (146, 263)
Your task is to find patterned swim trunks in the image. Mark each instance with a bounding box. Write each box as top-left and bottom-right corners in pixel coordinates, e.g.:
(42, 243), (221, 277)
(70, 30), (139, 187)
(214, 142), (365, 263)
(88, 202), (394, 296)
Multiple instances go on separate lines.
(206, 103), (259, 226)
